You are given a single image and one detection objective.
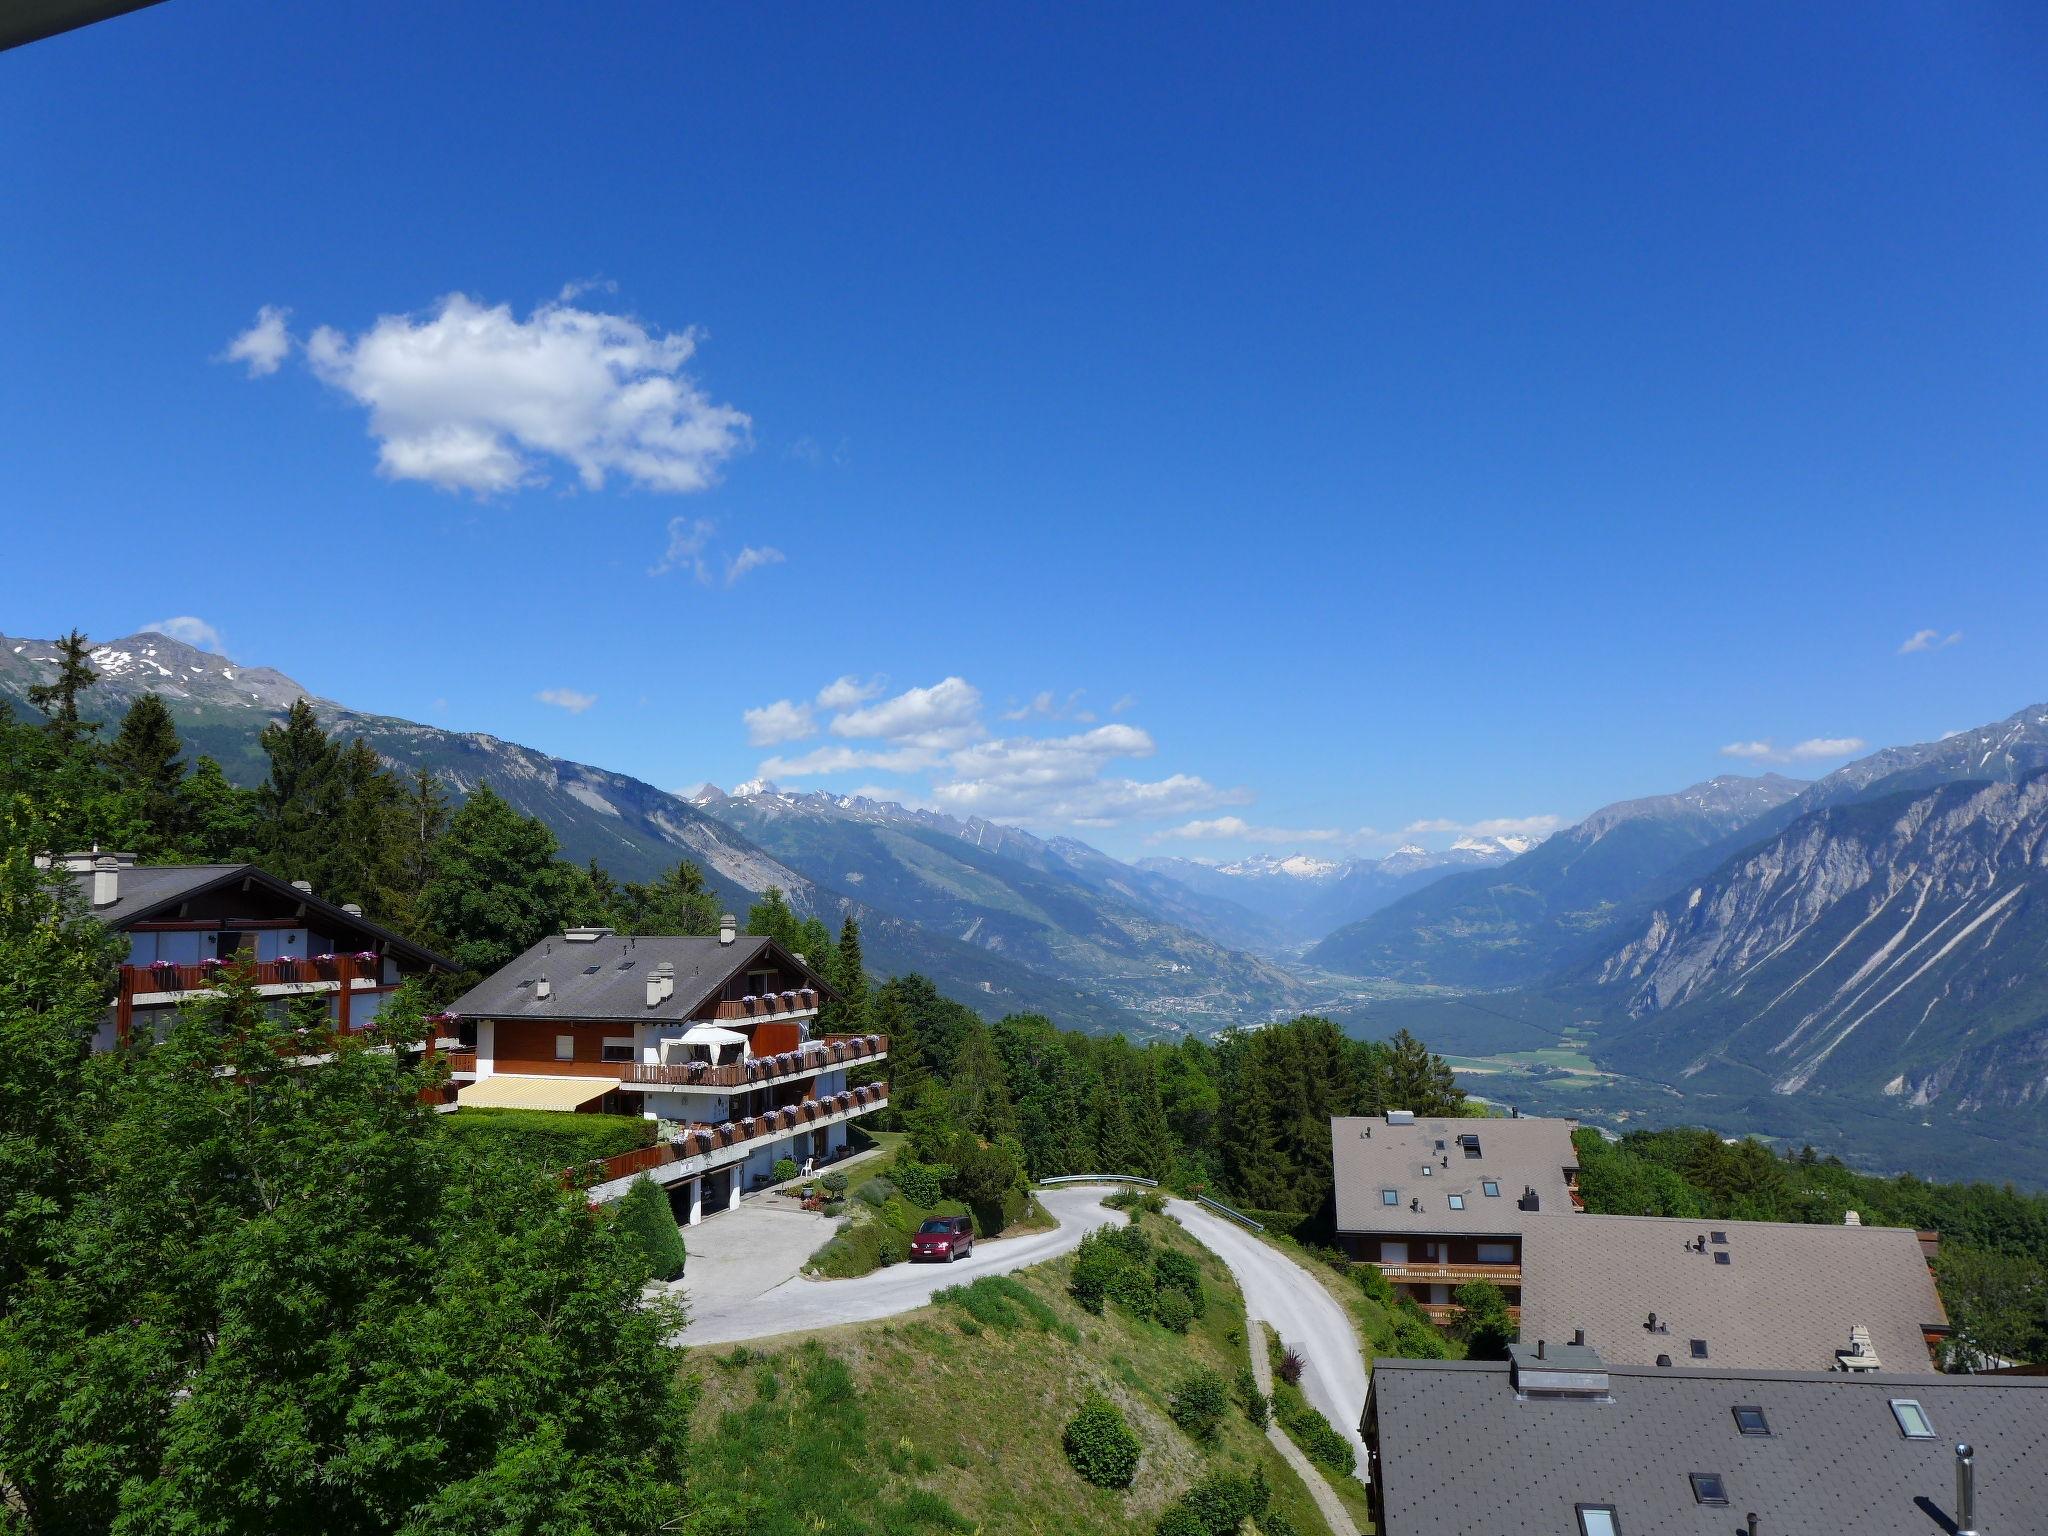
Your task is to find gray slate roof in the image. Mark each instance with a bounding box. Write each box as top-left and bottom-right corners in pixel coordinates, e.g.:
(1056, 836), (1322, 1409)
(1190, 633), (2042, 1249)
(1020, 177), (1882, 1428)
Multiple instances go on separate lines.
(1331, 1114), (1580, 1235)
(448, 932), (829, 1023)
(1518, 1212), (1946, 1374)
(67, 862), (452, 969)
(1369, 1358), (2048, 1536)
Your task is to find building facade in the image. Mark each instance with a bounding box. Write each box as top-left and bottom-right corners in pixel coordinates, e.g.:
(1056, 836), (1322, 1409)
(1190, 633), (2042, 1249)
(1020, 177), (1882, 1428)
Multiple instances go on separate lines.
(445, 918), (889, 1221)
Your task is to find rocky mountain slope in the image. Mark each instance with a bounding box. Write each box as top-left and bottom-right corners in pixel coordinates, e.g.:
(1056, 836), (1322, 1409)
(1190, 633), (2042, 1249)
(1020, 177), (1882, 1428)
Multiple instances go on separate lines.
(1138, 836), (1533, 950)
(1589, 772), (2048, 1116)
(1304, 773), (1811, 987)
(691, 784), (1321, 1030)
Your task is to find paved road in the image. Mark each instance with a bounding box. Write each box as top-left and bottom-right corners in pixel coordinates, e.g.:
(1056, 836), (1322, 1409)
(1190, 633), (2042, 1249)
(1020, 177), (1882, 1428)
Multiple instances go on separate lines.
(675, 1184), (1123, 1346)
(1168, 1200), (1371, 1488)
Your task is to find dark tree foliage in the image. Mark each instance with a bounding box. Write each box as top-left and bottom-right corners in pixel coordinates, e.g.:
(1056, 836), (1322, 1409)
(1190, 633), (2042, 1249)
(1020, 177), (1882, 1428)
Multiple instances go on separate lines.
(419, 784), (589, 980)
(618, 858), (721, 936)
(819, 914), (870, 1034)
(25, 630), (99, 742)
(745, 886), (830, 970)
(104, 694), (186, 850)
(615, 1173), (689, 1282)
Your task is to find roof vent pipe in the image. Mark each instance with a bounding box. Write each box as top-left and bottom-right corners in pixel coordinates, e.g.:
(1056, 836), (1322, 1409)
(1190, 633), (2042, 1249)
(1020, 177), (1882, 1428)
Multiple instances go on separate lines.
(1956, 1443), (1978, 1536)
(1572, 1328), (1586, 1347)
(1745, 1516), (1759, 1536)
(536, 975), (551, 1001)
(91, 855), (120, 908)
(291, 879), (312, 895)
(1844, 1210), (1863, 1226)
(719, 913), (737, 945)
(1535, 1339), (1546, 1359)
(342, 902), (363, 917)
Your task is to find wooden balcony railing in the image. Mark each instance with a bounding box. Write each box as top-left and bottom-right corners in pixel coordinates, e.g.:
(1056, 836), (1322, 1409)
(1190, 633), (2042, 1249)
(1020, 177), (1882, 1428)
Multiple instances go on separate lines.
(707, 989), (822, 1022)
(569, 1081), (890, 1188)
(619, 1033), (887, 1089)
(1377, 1261), (1523, 1286)
(1419, 1302), (1523, 1328)
(121, 955), (379, 995)
(444, 1050), (478, 1075)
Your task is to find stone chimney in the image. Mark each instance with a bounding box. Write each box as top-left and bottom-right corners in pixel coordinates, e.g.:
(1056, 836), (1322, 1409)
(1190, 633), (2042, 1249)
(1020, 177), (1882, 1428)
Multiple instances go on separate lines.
(536, 975), (551, 1001)
(91, 855), (121, 908)
(719, 913), (737, 945)
(646, 971), (663, 1008)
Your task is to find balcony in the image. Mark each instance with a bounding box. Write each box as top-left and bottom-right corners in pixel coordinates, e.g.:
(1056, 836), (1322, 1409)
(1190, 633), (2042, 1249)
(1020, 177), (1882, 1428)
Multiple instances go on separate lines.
(1420, 1302), (1523, 1328)
(707, 991), (822, 1026)
(121, 955), (382, 999)
(573, 1081), (891, 1193)
(618, 1032), (888, 1091)
(1375, 1260), (1522, 1286)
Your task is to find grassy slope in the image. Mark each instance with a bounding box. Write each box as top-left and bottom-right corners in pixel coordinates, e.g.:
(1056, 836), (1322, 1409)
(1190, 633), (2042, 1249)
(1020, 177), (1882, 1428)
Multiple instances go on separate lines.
(684, 1210), (1337, 1535)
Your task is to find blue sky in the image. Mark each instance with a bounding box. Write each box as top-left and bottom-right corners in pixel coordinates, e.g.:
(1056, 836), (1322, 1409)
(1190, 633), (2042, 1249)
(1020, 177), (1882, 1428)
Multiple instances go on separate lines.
(3, 3), (2044, 859)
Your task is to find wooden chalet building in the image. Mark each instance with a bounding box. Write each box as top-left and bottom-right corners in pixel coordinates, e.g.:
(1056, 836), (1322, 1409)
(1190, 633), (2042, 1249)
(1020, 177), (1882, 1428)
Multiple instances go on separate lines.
(444, 916), (889, 1221)
(46, 849), (453, 1048)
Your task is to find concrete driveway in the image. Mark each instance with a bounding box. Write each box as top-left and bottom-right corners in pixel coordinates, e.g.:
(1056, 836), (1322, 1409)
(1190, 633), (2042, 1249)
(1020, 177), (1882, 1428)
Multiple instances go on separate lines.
(674, 1184), (1122, 1347)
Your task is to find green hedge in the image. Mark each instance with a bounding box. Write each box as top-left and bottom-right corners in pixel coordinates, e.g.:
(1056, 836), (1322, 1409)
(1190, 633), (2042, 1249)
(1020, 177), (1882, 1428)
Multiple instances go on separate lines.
(443, 1109), (655, 1170)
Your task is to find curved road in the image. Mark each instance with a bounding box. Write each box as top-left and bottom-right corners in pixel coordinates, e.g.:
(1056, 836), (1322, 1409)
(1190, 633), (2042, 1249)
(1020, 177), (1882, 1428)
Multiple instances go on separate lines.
(677, 1188), (1371, 1478)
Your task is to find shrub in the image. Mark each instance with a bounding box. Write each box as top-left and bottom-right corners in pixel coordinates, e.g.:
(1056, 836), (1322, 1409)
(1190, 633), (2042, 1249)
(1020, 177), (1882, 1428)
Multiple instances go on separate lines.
(1354, 1261), (1397, 1306)
(613, 1175), (687, 1281)
(1070, 1225), (1157, 1316)
(443, 1108), (655, 1170)
(1154, 1249), (1206, 1318)
(1168, 1368), (1229, 1441)
(894, 1159), (951, 1208)
(1161, 1470), (1268, 1535)
(1257, 1512), (1300, 1536)
(822, 1197), (846, 1216)
(1155, 1509), (1208, 1536)
(772, 1157), (800, 1184)
(1062, 1393), (1140, 1489)
(854, 1176), (894, 1207)
(1453, 1279), (1517, 1360)
(822, 1170), (850, 1196)
(1275, 1348), (1304, 1386)
(1155, 1287), (1194, 1333)
(1390, 1316), (1449, 1359)
(1279, 1399), (1355, 1475)
(1105, 1185), (1167, 1218)
(1234, 1366), (1269, 1429)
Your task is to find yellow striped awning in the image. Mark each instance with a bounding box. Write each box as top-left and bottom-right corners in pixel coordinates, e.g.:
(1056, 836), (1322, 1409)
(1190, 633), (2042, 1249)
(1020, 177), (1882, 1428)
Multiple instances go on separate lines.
(454, 1074), (613, 1112)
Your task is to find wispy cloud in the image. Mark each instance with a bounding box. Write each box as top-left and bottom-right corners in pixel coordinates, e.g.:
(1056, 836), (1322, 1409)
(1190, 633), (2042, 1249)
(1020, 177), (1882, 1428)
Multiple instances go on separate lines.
(220, 306), (291, 377)
(1000, 689), (1096, 724)
(816, 675), (887, 710)
(650, 516), (717, 580)
(1149, 817), (1351, 845)
(536, 687), (598, 714)
(1898, 628), (1962, 655)
(1398, 814), (1564, 840)
(230, 291), (749, 496)
(1720, 736), (1865, 764)
(743, 698), (816, 747)
(725, 545), (784, 585)
(141, 616), (227, 654)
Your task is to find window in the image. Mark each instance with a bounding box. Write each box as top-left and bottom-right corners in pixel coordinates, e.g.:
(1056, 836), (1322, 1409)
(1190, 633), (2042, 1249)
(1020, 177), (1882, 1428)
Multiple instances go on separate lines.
(1448, 1194), (1466, 1210)
(1575, 1504), (1621, 1536)
(1713, 1252), (1731, 1266)
(1434, 1139), (1446, 1151)
(1689, 1473), (1728, 1506)
(1381, 1189), (1399, 1206)
(1689, 1339), (1709, 1360)
(1732, 1405), (1771, 1436)
(555, 1034), (574, 1061)
(1477, 1242), (1515, 1264)
(1421, 1164), (1433, 1176)
(1890, 1399), (1936, 1440)
(601, 1037), (634, 1063)
(1710, 1230), (1728, 1244)
(1483, 1180), (1501, 1197)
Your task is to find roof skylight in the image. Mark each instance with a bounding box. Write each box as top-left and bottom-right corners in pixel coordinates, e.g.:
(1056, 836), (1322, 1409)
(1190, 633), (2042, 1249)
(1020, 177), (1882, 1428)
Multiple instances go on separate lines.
(1689, 1339), (1709, 1360)
(1575, 1505), (1620, 1536)
(1689, 1473), (1728, 1506)
(1732, 1405), (1770, 1436)
(1890, 1399), (1935, 1439)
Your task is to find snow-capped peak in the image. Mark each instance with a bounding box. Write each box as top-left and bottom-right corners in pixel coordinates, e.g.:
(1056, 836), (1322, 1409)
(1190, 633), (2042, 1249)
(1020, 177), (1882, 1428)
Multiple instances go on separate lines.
(1215, 852), (1343, 880)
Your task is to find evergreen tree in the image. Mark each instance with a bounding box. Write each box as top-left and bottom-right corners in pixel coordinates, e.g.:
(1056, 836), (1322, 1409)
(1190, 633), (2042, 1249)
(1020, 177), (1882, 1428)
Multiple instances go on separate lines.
(621, 859), (720, 936)
(820, 914), (869, 1033)
(615, 1175), (688, 1282)
(105, 693), (187, 851)
(176, 755), (260, 862)
(744, 886), (803, 951)
(255, 698), (340, 883)
(389, 767), (449, 915)
(25, 629), (100, 742)
(947, 1021), (1017, 1142)
(326, 736), (405, 911)
(1371, 1028), (1464, 1117)
(418, 784), (582, 979)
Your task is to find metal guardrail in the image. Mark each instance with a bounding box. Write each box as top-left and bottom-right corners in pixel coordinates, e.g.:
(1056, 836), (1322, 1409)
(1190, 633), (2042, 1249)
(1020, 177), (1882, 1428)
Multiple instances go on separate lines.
(1195, 1194), (1265, 1231)
(1038, 1173), (1159, 1188)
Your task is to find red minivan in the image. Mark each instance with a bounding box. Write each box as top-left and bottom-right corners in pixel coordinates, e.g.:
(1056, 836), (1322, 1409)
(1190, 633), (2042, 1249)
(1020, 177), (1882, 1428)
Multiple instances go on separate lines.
(909, 1214), (974, 1262)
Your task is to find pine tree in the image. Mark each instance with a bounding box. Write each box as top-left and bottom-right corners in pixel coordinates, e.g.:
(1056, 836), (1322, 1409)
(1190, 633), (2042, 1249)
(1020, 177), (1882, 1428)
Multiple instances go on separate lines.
(255, 698), (339, 883)
(25, 629), (100, 742)
(620, 859), (720, 936)
(614, 1175), (688, 1282)
(104, 694), (188, 858)
(176, 755), (260, 862)
(418, 783), (582, 979)
(1373, 1028), (1464, 1117)
(820, 914), (870, 1034)
(948, 1021), (1017, 1141)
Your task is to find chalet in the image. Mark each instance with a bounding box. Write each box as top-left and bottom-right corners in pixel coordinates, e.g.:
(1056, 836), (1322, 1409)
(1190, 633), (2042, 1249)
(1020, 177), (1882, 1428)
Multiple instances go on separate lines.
(444, 916), (889, 1221)
(45, 849), (453, 1048)
(1364, 1343), (2048, 1536)
(1330, 1111), (1582, 1321)
(1517, 1211), (1951, 1375)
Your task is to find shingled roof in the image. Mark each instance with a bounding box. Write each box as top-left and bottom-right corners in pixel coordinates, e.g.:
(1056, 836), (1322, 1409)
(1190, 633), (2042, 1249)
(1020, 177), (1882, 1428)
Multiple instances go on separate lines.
(1331, 1114), (1580, 1235)
(1368, 1356), (2048, 1536)
(1518, 1212), (1947, 1375)
(448, 931), (832, 1024)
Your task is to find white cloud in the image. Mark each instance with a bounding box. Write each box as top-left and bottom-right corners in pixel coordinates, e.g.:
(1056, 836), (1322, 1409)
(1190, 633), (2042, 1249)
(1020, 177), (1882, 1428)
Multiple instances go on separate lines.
(757, 743), (945, 778)
(220, 306), (291, 377)
(830, 676), (985, 748)
(930, 723), (1250, 824)
(650, 516), (717, 580)
(237, 291), (749, 496)
(816, 675), (887, 710)
(1000, 688), (1096, 723)
(1899, 628), (1962, 654)
(725, 545), (784, 586)
(141, 616), (226, 654)
(1110, 693), (1137, 715)
(536, 687), (598, 714)
(743, 698), (816, 747)
(1719, 737), (1866, 764)
(1398, 814), (1565, 840)
(1150, 817), (1351, 845)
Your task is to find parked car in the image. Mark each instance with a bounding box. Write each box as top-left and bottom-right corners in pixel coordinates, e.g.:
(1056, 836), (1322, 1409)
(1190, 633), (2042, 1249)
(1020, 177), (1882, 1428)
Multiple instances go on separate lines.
(909, 1214), (974, 1262)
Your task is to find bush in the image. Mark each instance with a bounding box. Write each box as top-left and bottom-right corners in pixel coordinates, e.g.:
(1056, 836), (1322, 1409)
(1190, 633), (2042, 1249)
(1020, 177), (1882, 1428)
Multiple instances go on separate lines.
(1275, 1348), (1304, 1386)
(1062, 1393), (1140, 1489)
(1070, 1225), (1157, 1317)
(1155, 1287), (1194, 1333)
(1161, 1470), (1268, 1535)
(1105, 1185), (1167, 1218)
(894, 1159), (952, 1208)
(772, 1157), (800, 1184)
(1168, 1368), (1229, 1441)
(822, 1170), (850, 1196)
(854, 1176), (894, 1207)
(1154, 1249), (1206, 1318)
(1278, 1399), (1355, 1476)
(1257, 1512), (1300, 1536)
(822, 1197), (846, 1216)
(613, 1175), (687, 1281)
(1453, 1279), (1517, 1360)
(1389, 1316), (1449, 1359)
(443, 1108), (655, 1170)
(1156, 1509), (1208, 1536)
(1354, 1261), (1397, 1306)
(1234, 1366), (1269, 1429)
